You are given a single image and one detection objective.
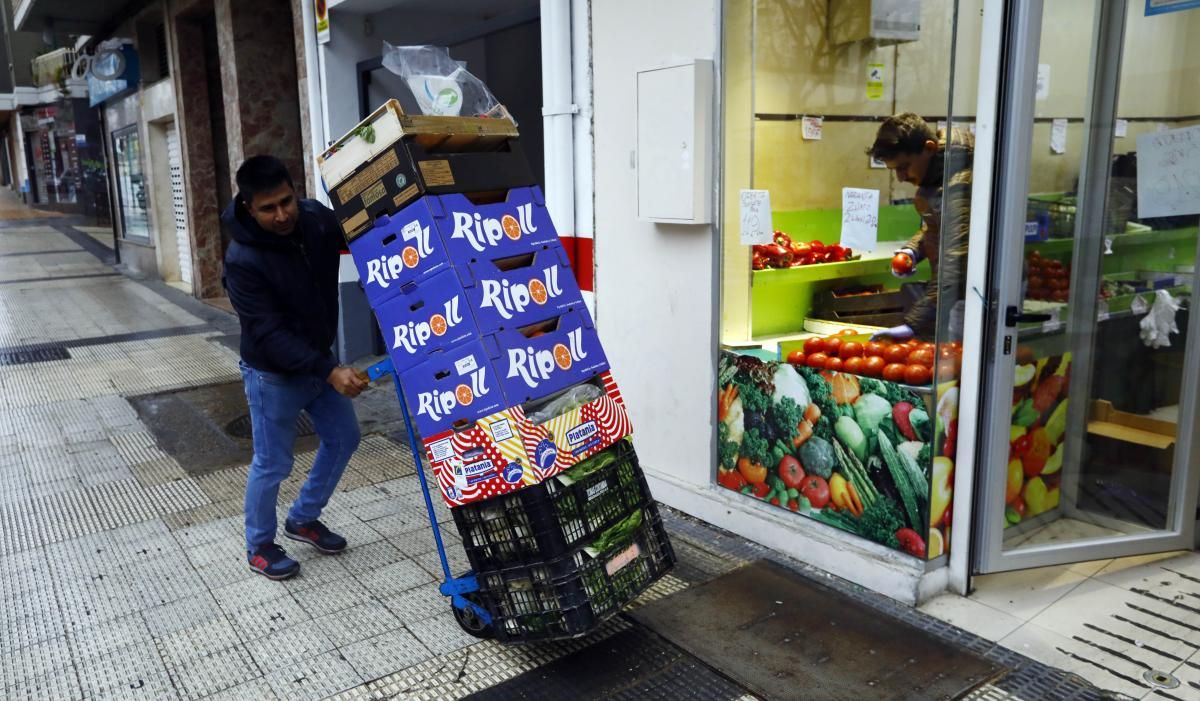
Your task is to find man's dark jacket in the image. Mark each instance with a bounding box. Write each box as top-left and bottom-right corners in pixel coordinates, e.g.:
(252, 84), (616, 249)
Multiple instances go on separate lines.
(222, 197), (344, 380)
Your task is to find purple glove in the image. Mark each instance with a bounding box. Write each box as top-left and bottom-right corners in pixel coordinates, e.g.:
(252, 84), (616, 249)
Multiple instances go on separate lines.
(871, 324), (914, 342)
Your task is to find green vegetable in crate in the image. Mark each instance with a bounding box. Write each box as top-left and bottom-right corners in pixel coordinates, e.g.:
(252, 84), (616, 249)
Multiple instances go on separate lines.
(591, 510), (644, 556)
(561, 447), (618, 483)
(798, 436), (836, 480)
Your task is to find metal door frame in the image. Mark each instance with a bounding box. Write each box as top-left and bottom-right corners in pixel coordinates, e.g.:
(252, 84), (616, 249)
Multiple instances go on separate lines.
(972, 0), (1200, 573)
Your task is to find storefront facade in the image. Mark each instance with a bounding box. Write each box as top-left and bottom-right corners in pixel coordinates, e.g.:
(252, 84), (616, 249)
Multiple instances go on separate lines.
(591, 0), (1200, 604)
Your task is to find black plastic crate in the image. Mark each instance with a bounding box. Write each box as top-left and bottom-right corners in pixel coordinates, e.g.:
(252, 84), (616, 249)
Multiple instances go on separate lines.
(451, 440), (649, 572)
(474, 504), (676, 643)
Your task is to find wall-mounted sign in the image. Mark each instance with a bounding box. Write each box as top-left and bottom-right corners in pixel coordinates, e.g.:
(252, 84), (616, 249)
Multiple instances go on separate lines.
(316, 0), (330, 44)
(86, 40), (140, 108)
(1145, 0), (1200, 15)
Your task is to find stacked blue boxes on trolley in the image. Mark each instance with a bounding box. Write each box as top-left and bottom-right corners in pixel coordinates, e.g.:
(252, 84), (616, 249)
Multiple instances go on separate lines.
(319, 100), (674, 641)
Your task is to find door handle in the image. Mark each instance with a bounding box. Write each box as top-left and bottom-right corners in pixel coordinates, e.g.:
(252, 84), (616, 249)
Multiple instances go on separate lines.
(1006, 305), (1052, 327)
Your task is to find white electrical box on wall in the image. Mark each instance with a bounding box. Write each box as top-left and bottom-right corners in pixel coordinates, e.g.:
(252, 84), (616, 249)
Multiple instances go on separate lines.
(635, 59), (713, 224)
(829, 0), (921, 46)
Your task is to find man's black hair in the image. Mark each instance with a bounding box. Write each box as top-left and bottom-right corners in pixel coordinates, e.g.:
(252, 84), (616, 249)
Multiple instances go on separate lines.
(867, 112), (937, 161)
(236, 155), (294, 202)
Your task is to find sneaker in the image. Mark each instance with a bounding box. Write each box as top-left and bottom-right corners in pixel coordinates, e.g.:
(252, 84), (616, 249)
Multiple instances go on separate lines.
(247, 543), (300, 580)
(284, 519), (348, 554)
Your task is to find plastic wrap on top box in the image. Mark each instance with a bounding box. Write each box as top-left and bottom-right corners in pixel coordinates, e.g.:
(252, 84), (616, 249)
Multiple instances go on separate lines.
(374, 268), (482, 374)
(425, 186), (560, 264)
(458, 243), (585, 334)
(423, 371), (634, 507)
(348, 207), (452, 309)
(482, 309), (610, 406)
(399, 338), (508, 439)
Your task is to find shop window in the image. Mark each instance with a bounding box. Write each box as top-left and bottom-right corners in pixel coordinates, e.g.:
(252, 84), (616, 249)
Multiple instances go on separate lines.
(112, 125), (150, 240)
(715, 0), (977, 562)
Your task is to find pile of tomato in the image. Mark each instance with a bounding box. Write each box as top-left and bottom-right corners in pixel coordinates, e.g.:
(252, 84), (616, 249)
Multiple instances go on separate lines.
(785, 330), (963, 386)
(1025, 251), (1071, 302)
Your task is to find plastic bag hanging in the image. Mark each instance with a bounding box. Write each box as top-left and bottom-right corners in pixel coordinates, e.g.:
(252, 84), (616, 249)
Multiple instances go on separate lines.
(381, 43), (515, 122)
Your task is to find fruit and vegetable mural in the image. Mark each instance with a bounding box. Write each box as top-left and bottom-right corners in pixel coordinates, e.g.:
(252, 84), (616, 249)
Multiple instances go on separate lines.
(1005, 352), (1072, 526)
(718, 350), (947, 559)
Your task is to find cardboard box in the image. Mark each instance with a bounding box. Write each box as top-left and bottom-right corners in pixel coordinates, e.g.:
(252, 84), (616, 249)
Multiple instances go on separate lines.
(328, 134), (535, 241)
(373, 269), (482, 374)
(458, 243), (585, 333)
(422, 371), (634, 507)
(347, 207), (453, 309)
(425, 187), (561, 264)
(318, 100), (520, 191)
(399, 339), (508, 439)
(482, 309), (610, 405)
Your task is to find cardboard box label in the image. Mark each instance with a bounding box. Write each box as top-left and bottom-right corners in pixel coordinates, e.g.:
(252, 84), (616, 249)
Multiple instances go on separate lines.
(361, 180), (388, 209)
(337, 149), (399, 206)
(394, 183), (420, 209)
(419, 160), (455, 187)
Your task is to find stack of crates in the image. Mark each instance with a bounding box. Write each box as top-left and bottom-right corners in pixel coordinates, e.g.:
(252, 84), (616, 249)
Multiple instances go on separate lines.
(321, 100), (674, 642)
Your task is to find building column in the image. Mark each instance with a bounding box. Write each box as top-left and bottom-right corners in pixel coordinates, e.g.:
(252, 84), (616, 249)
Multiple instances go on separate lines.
(214, 0), (306, 198)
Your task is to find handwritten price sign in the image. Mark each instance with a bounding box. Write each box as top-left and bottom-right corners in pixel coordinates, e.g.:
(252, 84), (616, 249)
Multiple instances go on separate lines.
(841, 188), (879, 252)
(1137, 125), (1200, 219)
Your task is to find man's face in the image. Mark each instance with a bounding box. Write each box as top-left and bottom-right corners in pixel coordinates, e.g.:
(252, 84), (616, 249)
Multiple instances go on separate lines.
(246, 182), (299, 235)
(884, 139), (938, 186)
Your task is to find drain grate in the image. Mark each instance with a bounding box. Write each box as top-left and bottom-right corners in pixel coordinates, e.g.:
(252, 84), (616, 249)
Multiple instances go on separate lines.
(0, 346), (71, 366)
(225, 412), (317, 439)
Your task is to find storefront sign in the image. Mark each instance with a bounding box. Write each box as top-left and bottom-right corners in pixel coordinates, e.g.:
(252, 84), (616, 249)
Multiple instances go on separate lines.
(866, 63), (885, 101)
(739, 189), (773, 245)
(315, 0), (330, 44)
(1145, 0), (1200, 15)
(840, 188), (879, 253)
(1136, 125), (1200, 218)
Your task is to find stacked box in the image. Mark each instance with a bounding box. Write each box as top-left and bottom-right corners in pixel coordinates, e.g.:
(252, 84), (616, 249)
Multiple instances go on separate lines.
(332, 131), (635, 508)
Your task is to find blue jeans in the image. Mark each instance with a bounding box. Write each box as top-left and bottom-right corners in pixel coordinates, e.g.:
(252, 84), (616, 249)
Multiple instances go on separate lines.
(241, 362), (361, 550)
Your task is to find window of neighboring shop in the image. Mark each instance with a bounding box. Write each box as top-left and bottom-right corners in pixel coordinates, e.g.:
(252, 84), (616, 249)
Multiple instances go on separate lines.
(716, 0), (980, 563)
(112, 125), (150, 240)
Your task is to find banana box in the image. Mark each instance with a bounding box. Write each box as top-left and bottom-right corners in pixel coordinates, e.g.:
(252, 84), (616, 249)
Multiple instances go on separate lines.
(422, 372), (634, 507)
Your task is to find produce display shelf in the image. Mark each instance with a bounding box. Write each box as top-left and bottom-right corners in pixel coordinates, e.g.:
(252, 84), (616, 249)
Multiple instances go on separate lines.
(1018, 286), (1191, 338)
(751, 245), (918, 286)
(1024, 226), (1197, 256)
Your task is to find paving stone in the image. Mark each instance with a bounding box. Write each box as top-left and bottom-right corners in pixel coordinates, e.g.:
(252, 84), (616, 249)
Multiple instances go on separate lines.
(340, 627), (433, 682)
(314, 601), (403, 648)
(168, 645), (261, 701)
(264, 650), (363, 701)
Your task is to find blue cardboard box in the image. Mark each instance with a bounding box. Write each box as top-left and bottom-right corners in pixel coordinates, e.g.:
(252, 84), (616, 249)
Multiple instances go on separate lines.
(374, 269), (482, 374)
(482, 309), (610, 405)
(426, 186), (561, 264)
(348, 208), (452, 309)
(458, 243), (586, 333)
(399, 339), (508, 439)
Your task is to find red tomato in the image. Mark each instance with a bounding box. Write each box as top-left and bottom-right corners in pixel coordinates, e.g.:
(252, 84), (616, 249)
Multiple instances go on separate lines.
(863, 356), (886, 377)
(824, 337), (843, 357)
(840, 342), (864, 359)
(919, 343), (936, 353)
(891, 252), (914, 276)
(803, 337), (826, 355)
(882, 363), (908, 382)
(904, 364), (932, 385)
(885, 345), (911, 364)
(907, 349), (935, 368)
(936, 356), (960, 379)
(838, 329), (858, 336)
(786, 350), (806, 366)
(800, 475), (830, 509)
(843, 357), (865, 375)
(825, 356), (844, 371)
(807, 352), (829, 369)
(864, 342), (888, 359)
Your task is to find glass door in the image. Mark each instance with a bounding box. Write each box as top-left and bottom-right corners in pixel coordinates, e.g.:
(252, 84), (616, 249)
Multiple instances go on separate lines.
(974, 0), (1200, 573)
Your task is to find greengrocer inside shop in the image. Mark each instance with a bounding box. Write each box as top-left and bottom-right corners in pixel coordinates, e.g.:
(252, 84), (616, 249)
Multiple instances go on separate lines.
(713, 0), (1200, 597)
